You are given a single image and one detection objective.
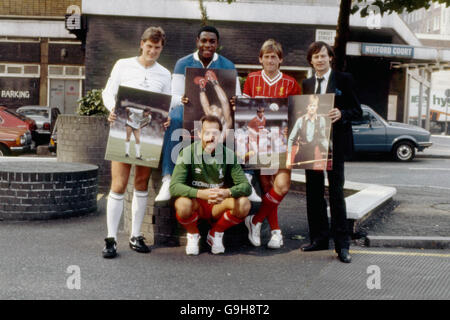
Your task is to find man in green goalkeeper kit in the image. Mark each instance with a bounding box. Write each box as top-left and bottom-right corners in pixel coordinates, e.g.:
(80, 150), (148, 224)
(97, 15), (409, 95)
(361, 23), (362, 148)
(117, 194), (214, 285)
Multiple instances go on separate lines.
(170, 115), (251, 255)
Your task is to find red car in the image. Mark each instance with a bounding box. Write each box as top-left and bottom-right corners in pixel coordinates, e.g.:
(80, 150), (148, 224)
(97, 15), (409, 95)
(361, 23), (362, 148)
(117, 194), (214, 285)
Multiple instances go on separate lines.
(0, 126), (32, 156)
(0, 106), (38, 146)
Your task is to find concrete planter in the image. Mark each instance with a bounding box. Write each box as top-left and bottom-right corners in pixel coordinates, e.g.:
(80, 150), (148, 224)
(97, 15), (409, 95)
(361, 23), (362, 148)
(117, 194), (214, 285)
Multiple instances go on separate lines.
(56, 115), (111, 192)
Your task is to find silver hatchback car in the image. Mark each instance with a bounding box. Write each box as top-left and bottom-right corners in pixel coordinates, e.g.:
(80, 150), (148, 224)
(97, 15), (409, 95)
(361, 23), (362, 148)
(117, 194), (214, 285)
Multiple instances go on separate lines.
(352, 105), (432, 161)
(16, 106), (60, 144)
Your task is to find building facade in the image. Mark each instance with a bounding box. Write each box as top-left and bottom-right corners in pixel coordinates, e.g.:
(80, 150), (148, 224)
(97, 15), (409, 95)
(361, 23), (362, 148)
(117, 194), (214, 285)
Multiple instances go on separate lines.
(401, 2), (450, 35)
(0, 0), (85, 113)
(80, 0), (450, 131)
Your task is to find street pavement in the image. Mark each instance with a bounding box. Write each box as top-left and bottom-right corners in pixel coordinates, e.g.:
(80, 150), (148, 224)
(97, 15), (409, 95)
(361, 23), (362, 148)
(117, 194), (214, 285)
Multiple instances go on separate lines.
(0, 135), (449, 301)
(350, 135), (450, 249)
(0, 190), (449, 301)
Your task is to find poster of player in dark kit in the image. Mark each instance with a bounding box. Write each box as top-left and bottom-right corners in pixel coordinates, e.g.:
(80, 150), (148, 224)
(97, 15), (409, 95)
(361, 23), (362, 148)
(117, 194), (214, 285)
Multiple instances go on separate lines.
(235, 97), (289, 170)
(184, 67), (237, 140)
(287, 94), (334, 170)
(105, 86), (171, 168)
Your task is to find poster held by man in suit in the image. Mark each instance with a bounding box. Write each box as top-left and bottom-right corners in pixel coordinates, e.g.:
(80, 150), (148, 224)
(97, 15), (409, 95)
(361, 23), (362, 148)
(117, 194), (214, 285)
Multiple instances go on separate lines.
(105, 86), (171, 168)
(184, 67), (236, 140)
(235, 97), (289, 170)
(287, 94), (334, 170)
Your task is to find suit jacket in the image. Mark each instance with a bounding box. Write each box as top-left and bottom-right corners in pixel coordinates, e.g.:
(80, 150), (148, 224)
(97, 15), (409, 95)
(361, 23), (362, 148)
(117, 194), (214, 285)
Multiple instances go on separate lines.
(302, 70), (362, 163)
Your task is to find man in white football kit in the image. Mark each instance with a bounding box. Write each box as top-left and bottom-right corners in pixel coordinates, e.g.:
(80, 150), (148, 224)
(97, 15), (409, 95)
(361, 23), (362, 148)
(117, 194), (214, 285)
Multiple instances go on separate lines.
(124, 107), (152, 159)
(101, 27), (171, 259)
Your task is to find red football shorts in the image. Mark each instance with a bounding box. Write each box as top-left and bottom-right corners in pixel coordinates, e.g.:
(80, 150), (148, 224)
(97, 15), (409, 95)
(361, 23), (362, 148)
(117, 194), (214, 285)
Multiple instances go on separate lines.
(196, 199), (214, 220)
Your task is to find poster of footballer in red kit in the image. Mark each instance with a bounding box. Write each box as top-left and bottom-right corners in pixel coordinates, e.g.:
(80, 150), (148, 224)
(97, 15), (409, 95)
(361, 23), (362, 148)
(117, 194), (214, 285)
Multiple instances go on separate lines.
(184, 67), (237, 140)
(235, 97), (289, 170)
(105, 86), (171, 168)
(287, 94), (334, 170)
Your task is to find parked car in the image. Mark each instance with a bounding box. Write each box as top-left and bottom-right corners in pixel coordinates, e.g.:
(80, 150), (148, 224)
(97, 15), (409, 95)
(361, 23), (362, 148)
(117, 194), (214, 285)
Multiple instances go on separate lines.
(0, 126), (33, 156)
(16, 106), (60, 145)
(0, 106), (38, 147)
(351, 105), (432, 161)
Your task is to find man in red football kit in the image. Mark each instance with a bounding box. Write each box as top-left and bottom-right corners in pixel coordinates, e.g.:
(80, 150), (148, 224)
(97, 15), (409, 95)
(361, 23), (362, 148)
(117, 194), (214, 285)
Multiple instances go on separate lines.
(243, 39), (301, 249)
(247, 106), (266, 156)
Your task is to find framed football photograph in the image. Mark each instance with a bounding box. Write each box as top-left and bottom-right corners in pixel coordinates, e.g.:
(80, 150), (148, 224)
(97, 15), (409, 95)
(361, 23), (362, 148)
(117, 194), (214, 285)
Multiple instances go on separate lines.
(184, 67), (237, 140)
(235, 97), (289, 170)
(105, 86), (171, 168)
(287, 94), (334, 170)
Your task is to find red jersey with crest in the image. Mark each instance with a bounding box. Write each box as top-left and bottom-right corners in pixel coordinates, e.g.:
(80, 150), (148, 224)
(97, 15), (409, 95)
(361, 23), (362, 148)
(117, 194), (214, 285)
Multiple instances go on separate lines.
(243, 70), (301, 98)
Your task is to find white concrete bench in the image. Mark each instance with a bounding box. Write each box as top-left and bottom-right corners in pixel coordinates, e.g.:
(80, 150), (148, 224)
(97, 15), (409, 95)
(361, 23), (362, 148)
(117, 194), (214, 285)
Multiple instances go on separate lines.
(291, 172), (397, 220)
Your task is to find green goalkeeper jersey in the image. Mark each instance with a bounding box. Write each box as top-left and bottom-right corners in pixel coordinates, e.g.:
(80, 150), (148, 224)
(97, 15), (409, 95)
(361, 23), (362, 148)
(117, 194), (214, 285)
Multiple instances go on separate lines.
(169, 141), (251, 199)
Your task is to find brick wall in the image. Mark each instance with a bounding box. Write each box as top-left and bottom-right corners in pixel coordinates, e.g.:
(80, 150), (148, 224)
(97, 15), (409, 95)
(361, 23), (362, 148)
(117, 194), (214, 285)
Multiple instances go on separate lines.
(0, 0), (81, 16)
(84, 15), (397, 114)
(0, 42), (40, 63)
(0, 163), (97, 220)
(56, 115), (111, 191)
(84, 15), (315, 91)
(48, 43), (85, 65)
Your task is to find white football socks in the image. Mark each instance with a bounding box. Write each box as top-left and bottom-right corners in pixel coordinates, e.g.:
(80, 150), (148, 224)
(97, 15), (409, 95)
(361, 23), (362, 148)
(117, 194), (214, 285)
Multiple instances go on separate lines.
(106, 191), (125, 240)
(125, 141), (130, 155)
(135, 143), (141, 157)
(131, 189), (148, 238)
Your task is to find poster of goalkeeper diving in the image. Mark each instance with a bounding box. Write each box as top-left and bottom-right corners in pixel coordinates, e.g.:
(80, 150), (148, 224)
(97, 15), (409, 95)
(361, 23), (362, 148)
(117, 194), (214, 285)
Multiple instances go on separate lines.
(105, 86), (171, 168)
(184, 67), (237, 140)
(234, 97), (289, 170)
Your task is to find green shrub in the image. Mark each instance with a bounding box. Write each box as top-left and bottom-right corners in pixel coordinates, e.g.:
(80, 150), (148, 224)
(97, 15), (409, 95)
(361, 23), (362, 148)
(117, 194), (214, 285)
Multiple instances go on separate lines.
(77, 89), (108, 116)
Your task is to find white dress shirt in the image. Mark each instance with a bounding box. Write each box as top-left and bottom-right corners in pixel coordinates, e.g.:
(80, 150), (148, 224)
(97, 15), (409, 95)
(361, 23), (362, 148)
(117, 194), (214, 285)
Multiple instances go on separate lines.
(314, 68), (332, 95)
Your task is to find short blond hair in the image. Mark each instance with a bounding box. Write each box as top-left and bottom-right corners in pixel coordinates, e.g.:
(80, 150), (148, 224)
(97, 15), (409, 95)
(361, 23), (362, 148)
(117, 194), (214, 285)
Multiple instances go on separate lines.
(309, 95), (319, 106)
(259, 39), (283, 59)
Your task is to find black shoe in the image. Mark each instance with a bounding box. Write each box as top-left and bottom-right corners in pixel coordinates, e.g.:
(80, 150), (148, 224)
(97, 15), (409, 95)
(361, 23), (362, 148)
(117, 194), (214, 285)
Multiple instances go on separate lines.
(125, 153), (129, 157)
(301, 240), (329, 252)
(351, 230), (368, 240)
(136, 155), (143, 160)
(338, 248), (352, 263)
(102, 237), (117, 259)
(129, 236), (151, 253)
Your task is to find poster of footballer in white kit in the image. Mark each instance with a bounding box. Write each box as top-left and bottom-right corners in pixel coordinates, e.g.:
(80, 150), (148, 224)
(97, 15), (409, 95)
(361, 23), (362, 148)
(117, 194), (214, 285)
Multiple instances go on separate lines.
(184, 67), (237, 140)
(235, 97), (289, 170)
(287, 94), (334, 170)
(105, 86), (171, 168)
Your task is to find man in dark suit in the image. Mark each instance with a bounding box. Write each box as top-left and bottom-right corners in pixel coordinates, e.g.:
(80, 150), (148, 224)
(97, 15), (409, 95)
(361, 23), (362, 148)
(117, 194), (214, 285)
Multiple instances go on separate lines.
(300, 41), (362, 263)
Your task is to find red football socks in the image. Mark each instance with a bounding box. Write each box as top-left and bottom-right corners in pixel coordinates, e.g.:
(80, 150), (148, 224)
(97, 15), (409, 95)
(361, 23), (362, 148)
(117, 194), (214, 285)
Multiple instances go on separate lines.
(252, 188), (285, 230)
(176, 211), (199, 234)
(210, 210), (243, 236)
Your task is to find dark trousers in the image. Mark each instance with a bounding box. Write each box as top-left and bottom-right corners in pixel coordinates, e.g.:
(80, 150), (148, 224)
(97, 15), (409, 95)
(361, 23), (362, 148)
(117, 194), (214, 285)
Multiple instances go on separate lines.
(305, 161), (350, 251)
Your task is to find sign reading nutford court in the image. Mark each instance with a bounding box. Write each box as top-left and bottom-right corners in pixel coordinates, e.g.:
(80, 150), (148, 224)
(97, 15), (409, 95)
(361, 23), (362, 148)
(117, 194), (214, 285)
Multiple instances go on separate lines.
(361, 43), (414, 58)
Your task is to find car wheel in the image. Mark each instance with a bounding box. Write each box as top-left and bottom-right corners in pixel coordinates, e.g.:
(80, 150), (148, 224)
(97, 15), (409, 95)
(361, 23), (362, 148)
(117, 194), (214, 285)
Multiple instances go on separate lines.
(393, 141), (415, 161)
(0, 144), (11, 156)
